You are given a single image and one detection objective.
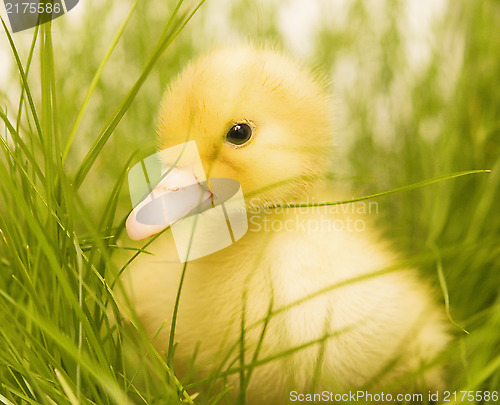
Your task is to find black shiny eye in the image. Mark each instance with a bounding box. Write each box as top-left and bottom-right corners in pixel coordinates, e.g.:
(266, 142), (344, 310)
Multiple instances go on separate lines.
(225, 123), (253, 146)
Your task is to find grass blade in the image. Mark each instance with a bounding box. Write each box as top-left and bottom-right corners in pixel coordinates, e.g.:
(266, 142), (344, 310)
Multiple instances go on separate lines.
(269, 170), (491, 209)
(72, 0), (206, 190)
(0, 16), (43, 140)
(62, 0), (140, 163)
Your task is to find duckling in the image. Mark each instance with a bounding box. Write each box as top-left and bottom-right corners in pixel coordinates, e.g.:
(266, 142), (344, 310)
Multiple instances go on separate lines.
(120, 45), (449, 403)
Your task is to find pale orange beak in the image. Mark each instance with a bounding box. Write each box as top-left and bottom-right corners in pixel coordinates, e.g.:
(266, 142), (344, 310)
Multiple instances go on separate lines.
(126, 165), (212, 241)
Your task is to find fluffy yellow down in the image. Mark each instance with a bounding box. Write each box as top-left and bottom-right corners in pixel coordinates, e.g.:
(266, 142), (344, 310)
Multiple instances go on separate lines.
(119, 45), (449, 404)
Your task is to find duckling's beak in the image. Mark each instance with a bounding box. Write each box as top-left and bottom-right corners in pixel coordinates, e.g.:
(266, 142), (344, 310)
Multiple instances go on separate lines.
(126, 166), (212, 241)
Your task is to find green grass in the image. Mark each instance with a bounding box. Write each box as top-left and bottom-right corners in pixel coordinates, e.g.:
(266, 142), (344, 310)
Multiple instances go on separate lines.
(1, 0), (499, 404)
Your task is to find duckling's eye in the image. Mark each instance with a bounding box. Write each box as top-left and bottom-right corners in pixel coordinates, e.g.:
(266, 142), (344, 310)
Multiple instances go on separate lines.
(225, 123), (252, 146)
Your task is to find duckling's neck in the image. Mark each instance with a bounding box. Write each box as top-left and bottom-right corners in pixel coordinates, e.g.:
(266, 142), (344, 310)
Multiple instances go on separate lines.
(245, 176), (330, 210)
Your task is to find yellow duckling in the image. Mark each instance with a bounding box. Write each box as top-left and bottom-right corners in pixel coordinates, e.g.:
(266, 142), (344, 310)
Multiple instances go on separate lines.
(120, 45), (449, 403)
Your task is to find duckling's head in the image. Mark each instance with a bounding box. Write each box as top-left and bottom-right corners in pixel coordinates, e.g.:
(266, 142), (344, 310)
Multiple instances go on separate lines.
(157, 46), (334, 209)
(126, 46), (334, 241)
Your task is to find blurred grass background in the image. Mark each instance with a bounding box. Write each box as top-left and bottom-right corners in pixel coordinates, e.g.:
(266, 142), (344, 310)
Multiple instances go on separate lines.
(0, 0), (499, 403)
